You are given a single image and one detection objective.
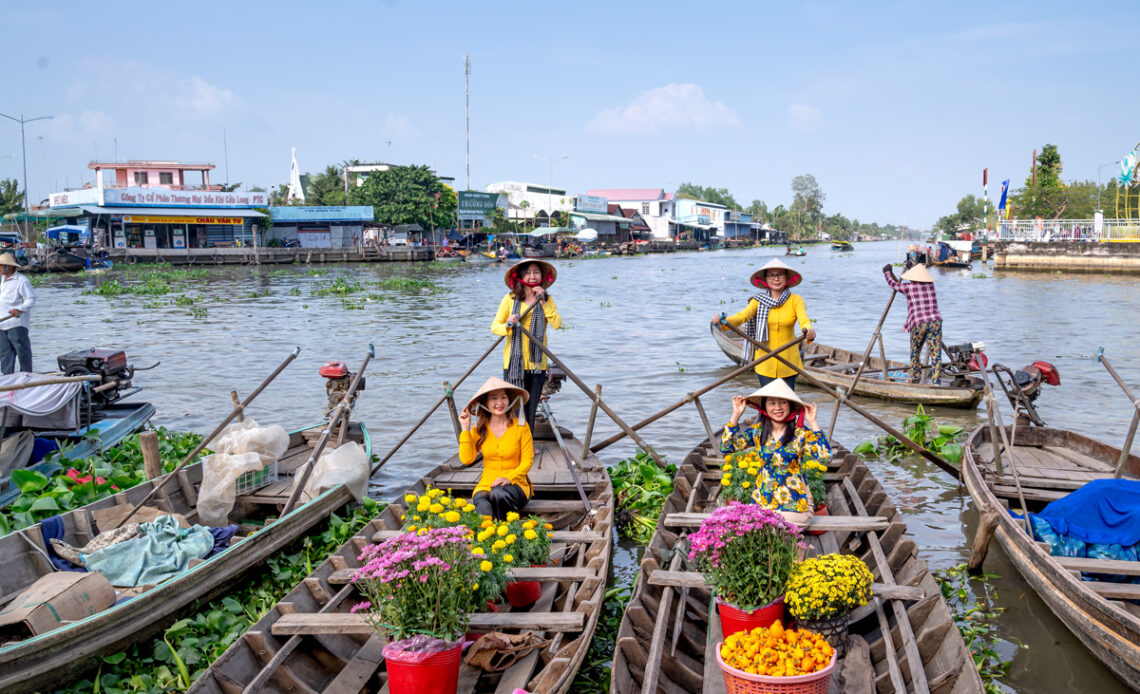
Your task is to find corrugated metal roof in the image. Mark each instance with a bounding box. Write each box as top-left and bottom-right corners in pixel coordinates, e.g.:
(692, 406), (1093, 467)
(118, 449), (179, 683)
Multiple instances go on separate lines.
(584, 188), (665, 201)
(570, 211), (631, 223)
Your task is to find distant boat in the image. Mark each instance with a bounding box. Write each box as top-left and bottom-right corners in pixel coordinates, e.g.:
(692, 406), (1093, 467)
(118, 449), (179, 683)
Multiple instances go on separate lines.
(785, 247), (806, 256)
(830, 241), (854, 251)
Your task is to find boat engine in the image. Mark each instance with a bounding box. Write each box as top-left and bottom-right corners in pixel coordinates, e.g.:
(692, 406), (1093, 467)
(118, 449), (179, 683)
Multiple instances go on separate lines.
(943, 341), (988, 375)
(320, 361), (365, 418)
(992, 361), (1061, 426)
(57, 348), (135, 406)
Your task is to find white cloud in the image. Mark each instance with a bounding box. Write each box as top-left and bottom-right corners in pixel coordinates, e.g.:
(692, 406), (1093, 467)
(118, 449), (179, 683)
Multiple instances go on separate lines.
(175, 76), (239, 116)
(383, 113), (416, 138)
(79, 110), (115, 136)
(587, 83), (742, 135)
(787, 104), (823, 131)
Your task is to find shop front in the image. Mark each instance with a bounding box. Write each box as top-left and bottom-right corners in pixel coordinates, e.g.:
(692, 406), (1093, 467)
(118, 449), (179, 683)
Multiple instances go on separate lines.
(74, 207), (265, 249)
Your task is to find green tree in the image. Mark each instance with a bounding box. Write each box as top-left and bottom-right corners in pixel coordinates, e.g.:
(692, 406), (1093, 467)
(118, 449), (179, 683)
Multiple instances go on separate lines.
(218, 182), (243, 192)
(790, 174), (825, 237)
(676, 183), (740, 210)
(350, 165), (454, 231)
(745, 199), (769, 224)
(305, 166), (348, 206)
(0, 179), (24, 216)
(935, 194), (987, 235)
(1013, 144), (1068, 218)
(269, 184), (291, 206)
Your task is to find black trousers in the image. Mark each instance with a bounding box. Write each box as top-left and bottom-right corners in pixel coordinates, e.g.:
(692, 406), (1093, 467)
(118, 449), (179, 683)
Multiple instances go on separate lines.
(473, 484), (528, 520)
(504, 370), (547, 429)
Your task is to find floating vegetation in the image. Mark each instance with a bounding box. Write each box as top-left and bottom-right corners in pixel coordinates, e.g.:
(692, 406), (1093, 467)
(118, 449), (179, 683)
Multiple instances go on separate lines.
(610, 451), (675, 543)
(289, 287), (301, 296)
(190, 307), (208, 319)
(933, 564), (1023, 693)
(172, 294), (195, 306)
(972, 273), (988, 279)
(854, 404), (964, 464)
(342, 298), (365, 310)
(246, 288), (270, 299)
(312, 276), (363, 297)
(371, 277), (439, 291)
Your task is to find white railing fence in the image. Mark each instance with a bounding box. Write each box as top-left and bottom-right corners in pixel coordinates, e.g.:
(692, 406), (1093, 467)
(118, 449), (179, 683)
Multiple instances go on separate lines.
(995, 218), (1140, 242)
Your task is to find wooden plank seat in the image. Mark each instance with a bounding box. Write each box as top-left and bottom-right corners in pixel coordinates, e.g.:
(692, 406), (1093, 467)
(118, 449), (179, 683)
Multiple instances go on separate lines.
(271, 611), (585, 636)
(326, 566), (596, 586)
(663, 512), (889, 532)
(1055, 556), (1140, 578)
(646, 570), (925, 601)
(370, 529), (605, 543)
(990, 484), (1067, 502)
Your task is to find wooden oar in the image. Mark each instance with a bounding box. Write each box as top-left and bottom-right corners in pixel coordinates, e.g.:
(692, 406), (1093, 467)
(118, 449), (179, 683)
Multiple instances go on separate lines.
(825, 291), (896, 439)
(589, 333), (808, 453)
(0, 374), (101, 393)
(978, 366), (1032, 534)
(116, 347), (301, 527)
(719, 321), (958, 475)
(537, 400), (592, 513)
(369, 299), (543, 476)
(281, 345), (373, 517)
(1095, 348), (1140, 478)
(512, 321), (669, 468)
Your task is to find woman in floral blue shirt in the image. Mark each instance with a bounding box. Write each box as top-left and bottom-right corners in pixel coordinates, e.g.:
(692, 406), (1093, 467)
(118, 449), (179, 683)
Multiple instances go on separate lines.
(720, 379), (831, 517)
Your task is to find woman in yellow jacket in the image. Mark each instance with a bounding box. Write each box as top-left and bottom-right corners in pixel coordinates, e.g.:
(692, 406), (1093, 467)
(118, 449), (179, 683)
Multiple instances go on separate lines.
(715, 258), (815, 389)
(491, 260), (562, 427)
(458, 377), (533, 519)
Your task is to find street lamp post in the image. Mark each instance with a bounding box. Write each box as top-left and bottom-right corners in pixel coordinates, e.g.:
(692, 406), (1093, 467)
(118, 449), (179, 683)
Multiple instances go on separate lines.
(1098, 160), (1122, 213)
(0, 112), (54, 237)
(533, 154), (567, 227)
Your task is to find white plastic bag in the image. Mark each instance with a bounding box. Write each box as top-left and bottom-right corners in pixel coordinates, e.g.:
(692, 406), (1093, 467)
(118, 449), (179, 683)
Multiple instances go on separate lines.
(196, 418), (290, 527)
(297, 441), (369, 503)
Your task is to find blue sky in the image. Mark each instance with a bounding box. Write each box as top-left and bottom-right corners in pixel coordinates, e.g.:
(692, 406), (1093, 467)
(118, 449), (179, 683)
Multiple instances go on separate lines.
(1, 2), (1136, 228)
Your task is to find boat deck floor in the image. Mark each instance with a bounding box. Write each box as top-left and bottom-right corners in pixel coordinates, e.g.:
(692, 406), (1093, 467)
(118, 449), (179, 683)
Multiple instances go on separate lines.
(978, 441), (1130, 502)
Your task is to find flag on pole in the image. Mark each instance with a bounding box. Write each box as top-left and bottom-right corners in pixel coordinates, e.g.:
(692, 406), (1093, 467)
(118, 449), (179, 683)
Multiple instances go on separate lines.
(983, 168), (988, 186)
(998, 179), (1010, 210)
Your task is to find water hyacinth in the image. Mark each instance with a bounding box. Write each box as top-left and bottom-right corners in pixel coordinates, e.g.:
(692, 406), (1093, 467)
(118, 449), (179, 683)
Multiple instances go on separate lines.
(352, 526), (482, 643)
(688, 502), (802, 610)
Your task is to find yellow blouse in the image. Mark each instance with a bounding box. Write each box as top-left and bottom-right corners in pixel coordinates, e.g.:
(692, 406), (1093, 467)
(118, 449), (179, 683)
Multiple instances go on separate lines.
(724, 294), (812, 378)
(459, 421), (534, 497)
(490, 294), (562, 371)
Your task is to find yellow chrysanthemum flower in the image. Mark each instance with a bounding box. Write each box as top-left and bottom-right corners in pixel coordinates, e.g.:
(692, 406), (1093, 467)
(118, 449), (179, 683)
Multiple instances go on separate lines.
(440, 496), (452, 506)
(503, 554), (514, 563)
(492, 539), (507, 551)
(472, 547), (485, 555)
(524, 529), (537, 541)
(741, 481), (751, 489)
(544, 523), (553, 530)
(723, 464), (733, 471)
(407, 524), (417, 532)
(505, 534), (516, 545)
(429, 503), (444, 514)
(404, 494), (417, 503)
(464, 504), (476, 512)
(721, 475), (731, 486)
(444, 511), (461, 523)
(497, 525), (509, 537)
(480, 560), (493, 572)
(506, 512), (520, 522)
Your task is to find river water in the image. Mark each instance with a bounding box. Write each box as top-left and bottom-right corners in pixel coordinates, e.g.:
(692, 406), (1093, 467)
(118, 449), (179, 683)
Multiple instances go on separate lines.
(28, 242), (1140, 692)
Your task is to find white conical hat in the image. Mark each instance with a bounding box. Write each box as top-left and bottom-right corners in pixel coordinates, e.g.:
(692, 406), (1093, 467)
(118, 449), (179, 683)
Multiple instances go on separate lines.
(750, 258), (803, 289)
(743, 378), (806, 410)
(900, 264), (934, 283)
(464, 376), (529, 414)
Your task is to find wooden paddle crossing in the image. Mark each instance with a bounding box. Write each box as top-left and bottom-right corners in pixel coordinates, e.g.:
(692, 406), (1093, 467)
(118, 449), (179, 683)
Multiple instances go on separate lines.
(188, 429), (613, 694)
(609, 441), (984, 694)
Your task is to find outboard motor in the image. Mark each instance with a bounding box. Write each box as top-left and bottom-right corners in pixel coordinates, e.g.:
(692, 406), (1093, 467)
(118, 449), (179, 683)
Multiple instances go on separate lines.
(992, 361), (1061, 426)
(57, 348), (134, 406)
(320, 360), (365, 418)
(943, 341), (988, 376)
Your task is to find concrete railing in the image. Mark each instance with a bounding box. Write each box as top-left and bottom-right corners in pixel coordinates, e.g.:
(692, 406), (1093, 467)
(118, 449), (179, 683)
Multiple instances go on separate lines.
(995, 218), (1140, 242)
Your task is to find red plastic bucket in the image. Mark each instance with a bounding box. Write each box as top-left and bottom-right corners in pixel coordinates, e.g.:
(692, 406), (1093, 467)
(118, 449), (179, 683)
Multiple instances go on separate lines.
(385, 642), (462, 694)
(717, 595), (785, 639)
(504, 579), (542, 607)
(808, 504), (829, 536)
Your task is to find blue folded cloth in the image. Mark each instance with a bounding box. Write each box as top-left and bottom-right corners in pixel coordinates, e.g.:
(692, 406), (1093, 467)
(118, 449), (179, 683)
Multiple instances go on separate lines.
(40, 515), (86, 572)
(1035, 479), (1140, 546)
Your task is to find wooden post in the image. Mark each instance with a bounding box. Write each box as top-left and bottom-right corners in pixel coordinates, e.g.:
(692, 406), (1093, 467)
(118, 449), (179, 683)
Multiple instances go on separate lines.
(691, 394), (719, 453)
(1095, 351), (1140, 478)
(876, 334), (890, 380)
(581, 384), (602, 452)
(1115, 408), (1140, 479)
(444, 382), (462, 442)
(968, 508), (1000, 574)
(140, 431), (161, 480)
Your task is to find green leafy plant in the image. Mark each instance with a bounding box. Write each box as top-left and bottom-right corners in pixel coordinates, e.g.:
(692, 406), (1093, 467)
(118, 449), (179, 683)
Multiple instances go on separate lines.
(312, 276), (363, 297)
(854, 404), (964, 463)
(609, 451), (675, 543)
(934, 563), (1023, 693)
(0, 428), (205, 535)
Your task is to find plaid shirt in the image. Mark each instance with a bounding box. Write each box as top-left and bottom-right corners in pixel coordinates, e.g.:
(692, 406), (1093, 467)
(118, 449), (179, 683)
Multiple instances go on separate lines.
(884, 270), (941, 332)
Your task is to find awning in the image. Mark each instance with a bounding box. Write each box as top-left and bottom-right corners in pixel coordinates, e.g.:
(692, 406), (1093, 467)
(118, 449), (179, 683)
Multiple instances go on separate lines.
(570, 211), (630, 224)
(77, 206), (266, 218)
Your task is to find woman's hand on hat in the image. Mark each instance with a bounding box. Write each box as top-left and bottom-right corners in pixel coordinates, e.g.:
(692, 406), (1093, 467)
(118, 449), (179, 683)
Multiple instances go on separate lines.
(459, 408), (472, 431)
(491, 476), (510, 488)
(729, 395), (747, 425)
(804, 402), (820, 430)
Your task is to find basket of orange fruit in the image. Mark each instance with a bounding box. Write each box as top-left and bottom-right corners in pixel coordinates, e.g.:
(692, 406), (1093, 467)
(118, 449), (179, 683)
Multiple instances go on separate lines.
(715, 621), (837, 694)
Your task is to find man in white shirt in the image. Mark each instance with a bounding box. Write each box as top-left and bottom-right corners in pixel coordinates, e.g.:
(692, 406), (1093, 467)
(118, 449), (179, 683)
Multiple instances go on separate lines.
(0, 253), (35, 374)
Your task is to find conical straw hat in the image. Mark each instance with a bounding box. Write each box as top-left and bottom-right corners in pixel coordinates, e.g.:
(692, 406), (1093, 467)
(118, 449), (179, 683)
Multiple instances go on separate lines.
(900, 264), (934, 283)
(0, 253), (20, 268)
(465, 376), (530, 414)
(750, 258), (803, 289)
(744, 378), (806, 411)
(504, 260), (557, 289)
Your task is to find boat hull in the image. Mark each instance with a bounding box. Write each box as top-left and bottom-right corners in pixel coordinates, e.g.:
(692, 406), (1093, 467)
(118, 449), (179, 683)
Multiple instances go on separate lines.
(0, 422), (370, 694)
(963, 425), (1140, 689)
(709, 323), (984, 408)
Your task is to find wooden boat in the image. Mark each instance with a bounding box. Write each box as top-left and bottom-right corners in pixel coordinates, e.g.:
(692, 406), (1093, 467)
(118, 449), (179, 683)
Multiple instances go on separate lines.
(831, 241), (854, 251)
(0, 421), (371, 694)
(710, 324), (985, 408)
(189, 426), (613, 694)
(786, 248), (807, 257)
(612, 440), (984, 694)
(962, 424), (1140, 688)
(0, 400), (158, 508)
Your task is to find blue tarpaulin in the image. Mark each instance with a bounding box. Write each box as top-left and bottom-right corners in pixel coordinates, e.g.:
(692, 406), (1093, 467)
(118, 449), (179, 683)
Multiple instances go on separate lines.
(1035, 479), (1140, 546)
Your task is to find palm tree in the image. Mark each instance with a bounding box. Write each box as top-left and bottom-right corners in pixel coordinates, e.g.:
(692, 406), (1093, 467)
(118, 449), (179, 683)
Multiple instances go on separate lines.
(519, 200), (531, 232)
